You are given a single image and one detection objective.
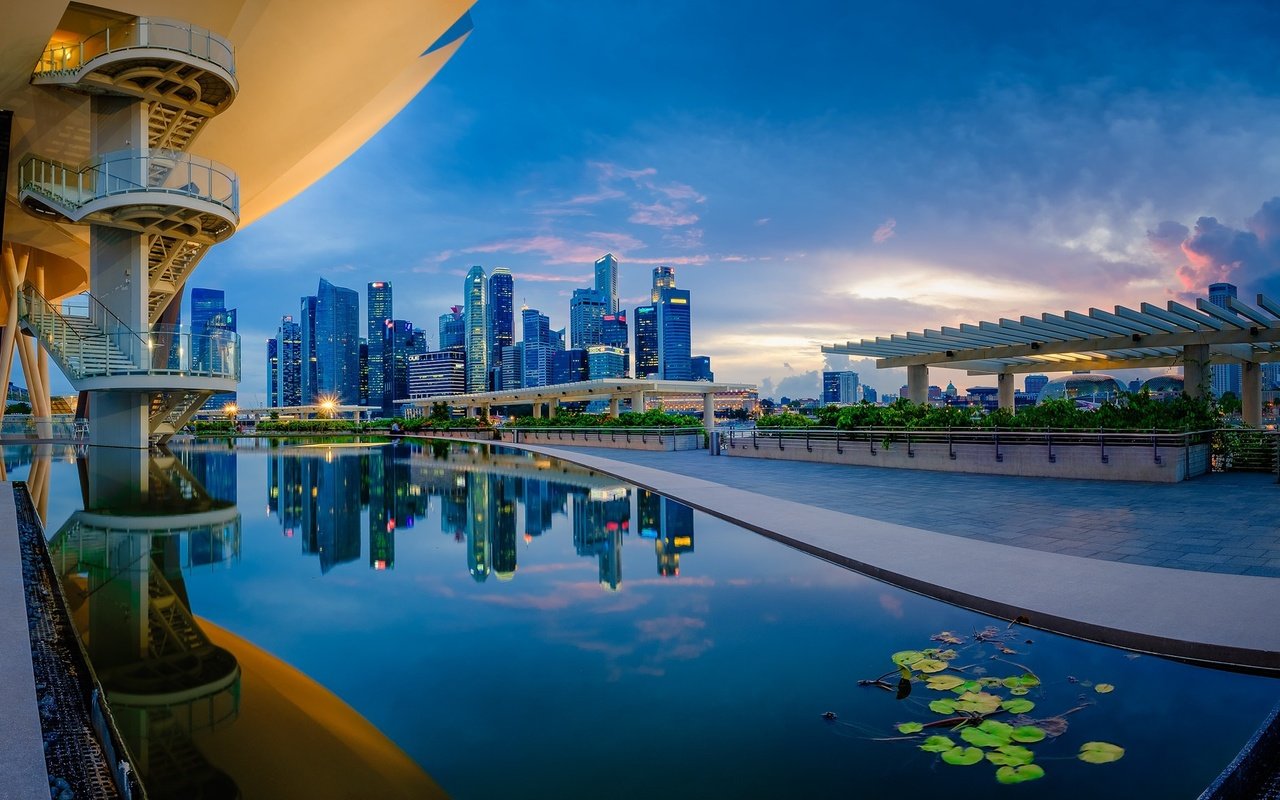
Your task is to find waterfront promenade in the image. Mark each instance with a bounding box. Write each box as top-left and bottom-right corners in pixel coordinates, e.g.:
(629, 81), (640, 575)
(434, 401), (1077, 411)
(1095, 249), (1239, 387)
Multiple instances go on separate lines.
(501, 442), (1280, 671)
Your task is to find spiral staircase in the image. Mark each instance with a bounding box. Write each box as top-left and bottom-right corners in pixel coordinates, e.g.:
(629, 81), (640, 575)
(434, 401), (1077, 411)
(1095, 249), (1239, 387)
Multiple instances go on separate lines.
(16, 17), (240, 446)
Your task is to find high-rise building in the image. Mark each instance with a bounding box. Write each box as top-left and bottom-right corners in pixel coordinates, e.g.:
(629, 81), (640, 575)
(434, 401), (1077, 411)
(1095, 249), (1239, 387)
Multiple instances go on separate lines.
(299, 295), (319, 404)
(651, 265), (676, 302)
(570, 288), (608, 348)
(358, 339), (369, 405)
(863, 385), (878, 403)
(267, 338), (279, 406)
(587, 345), (627, 380)
(552, 348), (588, 385)
(488, 268), (514, 355)
(276, 315), (302, 407)
(463, 266), (488, 393)
(595, 253), (619, 313)
(1208, 283), (1242, 399)
(367, 281), (392, 406)
(202, 306), (238, 410)
(823, 371), (859, 404)
(691, 355), (713, 382)
(190, 287), (225, 372)
(408, 351), (466, 397)
(656, 288), (691, 380)
(602, 311), (629, 376)
(1025, 374), (1049, 397)
(439, 305), (466, 352)
(382, 319), (421, 413)
(634, 304), (658, 378)
(502, 342), (524, 390)
(316, 278), (361, 404)
(522, 307), (552, 387)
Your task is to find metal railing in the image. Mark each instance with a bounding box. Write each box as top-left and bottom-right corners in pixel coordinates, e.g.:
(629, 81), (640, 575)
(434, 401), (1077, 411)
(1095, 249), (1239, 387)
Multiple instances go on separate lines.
(33, 16), (235, 77)
(20, 148), (239, 221)
(505, 426), (706, 445)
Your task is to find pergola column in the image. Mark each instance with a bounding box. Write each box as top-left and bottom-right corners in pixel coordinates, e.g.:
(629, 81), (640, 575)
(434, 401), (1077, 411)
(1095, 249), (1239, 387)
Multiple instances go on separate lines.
(997, 372), (1015, 411)
(1183, 344), (1210, 399)
(629, 392), (645, 413)
(608, 397), (620, 418)
(548, 400), (558, 419)
(702, 392), (716, 432)
(532, 402), (542, 419)
(1242, 361), (1262, 427)
(907, 364), (929, 404)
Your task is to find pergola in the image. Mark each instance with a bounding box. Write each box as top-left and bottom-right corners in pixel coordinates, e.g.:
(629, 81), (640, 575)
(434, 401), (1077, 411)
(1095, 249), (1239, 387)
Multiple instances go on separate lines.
(398, 378), (756, 432)
(822, 294), (1280, 426)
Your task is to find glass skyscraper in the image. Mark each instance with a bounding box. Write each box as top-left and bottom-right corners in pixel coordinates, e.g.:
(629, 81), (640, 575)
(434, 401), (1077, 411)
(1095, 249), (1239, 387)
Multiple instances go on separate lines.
(522, 307), (552, 387)
(190, 287), (225, 373)
(570, 288), (607, 349)
(602, 311), (629, 376)
(594, 253), (618, 313)
(463, 266), (488, 393)
(316, 278), (361, 404)
(267, 338), (278, 405)
(275, 314), (302, 407)
(1208, 283), (1242, 398)
(299, 295), (319, 404)
(651, 265), (676, 302)
(487, 268), (514, 354)
(367, 281), (393, 407)
(634, 304), (658, 378)
(656, 288), (692, 380)
(439, 305), (465, 351)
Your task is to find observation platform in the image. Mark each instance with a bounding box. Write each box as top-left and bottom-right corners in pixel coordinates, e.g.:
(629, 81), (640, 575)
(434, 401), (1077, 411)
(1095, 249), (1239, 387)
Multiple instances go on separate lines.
(491, 442), (1280, 672)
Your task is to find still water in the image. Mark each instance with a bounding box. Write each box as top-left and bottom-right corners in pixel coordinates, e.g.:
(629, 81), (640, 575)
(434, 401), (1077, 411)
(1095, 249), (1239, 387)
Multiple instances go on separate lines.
(8, 437), (1277, 799)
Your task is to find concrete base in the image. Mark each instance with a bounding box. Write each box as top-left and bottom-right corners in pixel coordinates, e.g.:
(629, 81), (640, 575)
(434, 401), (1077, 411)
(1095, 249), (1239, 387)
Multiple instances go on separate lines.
(89, 391), (151, 449)
(722, 434), (1210, 483)
(502, 429), (704, 451)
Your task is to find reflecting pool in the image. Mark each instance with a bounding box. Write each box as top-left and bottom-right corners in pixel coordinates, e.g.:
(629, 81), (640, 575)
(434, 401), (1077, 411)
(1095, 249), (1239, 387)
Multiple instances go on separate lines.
(8, 437), (1278, 799)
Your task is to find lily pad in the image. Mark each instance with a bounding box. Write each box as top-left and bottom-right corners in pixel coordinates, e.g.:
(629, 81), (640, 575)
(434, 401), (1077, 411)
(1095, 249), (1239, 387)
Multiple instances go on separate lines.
(929, 699), (957, 715)
(937, 649), (959, 661)
(1011, 726), (1046, 743)
(916, 659), (948, 674)
(1079, 741), (1125, 764)
(979, 677), (1004, 687)
(960, 727), (1008, 748)
(993, 745), (1035, 765)
(941, 746), (985, 766)
(1001, 699), (1036, 714)
(1008, 686), (1030, 696)
(978, 720), (1015, 739)
(925, 674), (965, 691)
(896, 722), (924, 734)
(1002, 674), (1040, 689)
(1095, 683), (1115, 694)
(919, 735), (955, 753)
(932, 631), (964, 645)
(953, 691), (1002, 714)
(891, 650), (924, 667)
(995, 764), (1046, 784)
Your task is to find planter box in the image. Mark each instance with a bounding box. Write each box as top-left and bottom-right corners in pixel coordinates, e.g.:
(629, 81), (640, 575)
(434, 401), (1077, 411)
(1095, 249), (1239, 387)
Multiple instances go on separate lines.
(722, 434), (1209, 482)
(500, 428), (704, 451)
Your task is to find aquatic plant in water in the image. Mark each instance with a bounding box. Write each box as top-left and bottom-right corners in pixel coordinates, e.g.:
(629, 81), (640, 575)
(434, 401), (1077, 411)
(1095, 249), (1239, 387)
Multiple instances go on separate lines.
(854, 625), (1124, 785)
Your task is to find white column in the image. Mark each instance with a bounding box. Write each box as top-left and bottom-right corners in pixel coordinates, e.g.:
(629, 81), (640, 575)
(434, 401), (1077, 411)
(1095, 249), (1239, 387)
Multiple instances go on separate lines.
(997, 372), (1015, 411)
(629, 392), (645, 413)
(1183, 344), (1210, 399)
(907, 364), (929, 404)
(608, 397), (620, 418)
(548, 400), (558, 419)
(702, 392), (716, 432)
(532, 402), (542, 419)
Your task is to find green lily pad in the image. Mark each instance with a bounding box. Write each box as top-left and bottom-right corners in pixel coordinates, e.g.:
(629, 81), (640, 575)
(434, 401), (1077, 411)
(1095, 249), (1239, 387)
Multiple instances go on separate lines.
(925, 674), (965, 691)
(1001, 699), (1036, 714)
(919, 735), (955, 753)
(891, 650), (924, 666)
(996, 764), (1046, 784)
(916, 659), (948, 674)
(929, 699), (957, 715)
(1008, 686), (1030, 696)
(978, 720), (1015, 739)
(994, 745), (1035, 765)
(960, 727), (1008, 748)
(1011, 726), (1046, 743)
(953, 691), (1002, 714)
(1095, 683), (1115, 694)
(1079, 742), (1125, 764)
(979, 677), (1004, 687)
(941, 746), (985, 766)
(1002, 674), (1040, 689)
(896, 722), (924, 734)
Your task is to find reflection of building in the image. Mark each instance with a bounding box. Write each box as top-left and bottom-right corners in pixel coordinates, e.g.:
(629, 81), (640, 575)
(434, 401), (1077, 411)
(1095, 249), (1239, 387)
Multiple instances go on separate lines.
(467, 472), (492, 581)
(492, 476), (518, 580)
(573, 490), (629, 590)
(641, 490), (695, 576)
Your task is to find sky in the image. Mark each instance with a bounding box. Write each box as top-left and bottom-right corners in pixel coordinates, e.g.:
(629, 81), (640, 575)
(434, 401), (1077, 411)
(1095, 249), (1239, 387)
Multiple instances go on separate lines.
(185, 0), (1280, 404)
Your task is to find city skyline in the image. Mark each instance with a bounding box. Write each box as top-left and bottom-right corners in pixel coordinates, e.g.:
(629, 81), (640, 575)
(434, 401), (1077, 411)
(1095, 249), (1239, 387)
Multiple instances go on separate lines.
(52, 1), (1279, 406)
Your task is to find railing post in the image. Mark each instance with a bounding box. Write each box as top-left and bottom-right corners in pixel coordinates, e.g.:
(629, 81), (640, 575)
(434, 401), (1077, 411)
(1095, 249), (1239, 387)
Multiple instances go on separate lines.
(1099, 427), (1108, 464)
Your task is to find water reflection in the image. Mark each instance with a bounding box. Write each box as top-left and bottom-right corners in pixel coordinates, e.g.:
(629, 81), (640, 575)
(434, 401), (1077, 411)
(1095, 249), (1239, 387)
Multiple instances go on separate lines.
(263, 440), (698, 588)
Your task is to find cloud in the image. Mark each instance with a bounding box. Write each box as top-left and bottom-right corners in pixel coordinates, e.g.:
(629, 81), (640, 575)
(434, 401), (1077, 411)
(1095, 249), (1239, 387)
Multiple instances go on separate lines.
(754, 217), (771, 226)
(629, 202), (699, 228)
(1147, 196), (1280, 297)
(872, 218), (897, 244)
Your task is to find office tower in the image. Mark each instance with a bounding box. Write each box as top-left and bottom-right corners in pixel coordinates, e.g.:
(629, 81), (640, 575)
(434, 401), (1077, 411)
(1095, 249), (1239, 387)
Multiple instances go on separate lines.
(1265, 363), (1280, 390)
(367, 281), (392, 406)
(691, 356), (713, 382)
(594, 253), (619, 313)
(501, 342), (524, 390)
(203, 307), (238, 410)
(1025, 374), (1049, 397)
(651, 265), (676, 302)
(656, 288), (691, 380)
(299, 295), (319, 404)
(522, 307), (552, 387)
(276, 315), (302, 407)
(488, 267), (514, 355)
(408, 351), (466, 396)
(463, 266), (488, 393)
(316, 278), (361, 404)
(1207, 283), (1243, 399)
(267, 338), (278, 406)
(358, 339), (369, 405)
(190, 287), (225, 372)
(822, 371), (859, 404)
(587, 345), (627, 380)
(382, 319), (419, 413)
(601, 311), (629, 374)
(863, 385), (878, 403)
(552, 349), (588, 385)
(570, 288), (608, 348)
(634, 304), (658, 378)
(551, 327), (566, 352)
(439, 305), (466, 351)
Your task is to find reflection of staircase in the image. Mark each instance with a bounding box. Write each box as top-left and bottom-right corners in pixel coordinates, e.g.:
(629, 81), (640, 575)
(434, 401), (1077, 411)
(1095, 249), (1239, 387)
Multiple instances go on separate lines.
(148, 566), (207, 657)
(150, 391), (214, 441)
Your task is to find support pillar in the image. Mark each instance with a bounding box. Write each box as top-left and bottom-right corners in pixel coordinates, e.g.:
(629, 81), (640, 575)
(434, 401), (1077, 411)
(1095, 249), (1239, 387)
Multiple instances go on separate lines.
(1243, 361), (1262, 427)
(997, 372), (1015, 411)
(702, 392), (716, 433)
(608, 397), (620, 418)
(1183, 344), (1210, 399)
(548, 400), (558, 419)
(629, 392), (645, 413)
(532, 402), (542, 419)
(907, 364), (929, 404)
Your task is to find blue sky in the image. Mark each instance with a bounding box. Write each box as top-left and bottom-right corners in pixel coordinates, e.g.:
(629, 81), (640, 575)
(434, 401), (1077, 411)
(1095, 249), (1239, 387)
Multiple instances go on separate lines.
(189, 0), (1280, 403)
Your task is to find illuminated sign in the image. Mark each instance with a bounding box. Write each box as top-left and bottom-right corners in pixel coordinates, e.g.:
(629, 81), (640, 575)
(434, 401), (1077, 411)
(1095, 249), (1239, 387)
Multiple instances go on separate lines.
(668, 297), (688, 304)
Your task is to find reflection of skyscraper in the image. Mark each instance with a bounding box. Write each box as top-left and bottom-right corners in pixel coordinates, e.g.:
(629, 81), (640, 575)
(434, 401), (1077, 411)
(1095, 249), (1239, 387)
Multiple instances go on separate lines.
(573, 489), (629, 591)
(180, 446), (238, 505)
(316, 453), (361, 573)
(463, 266), (488, 393)
(467, 472), (492, 581)
(493, 476), (517, 580)
(655, 496), (695, 577)
(441, 477), (468, 542)
(367, 443), (428, 571)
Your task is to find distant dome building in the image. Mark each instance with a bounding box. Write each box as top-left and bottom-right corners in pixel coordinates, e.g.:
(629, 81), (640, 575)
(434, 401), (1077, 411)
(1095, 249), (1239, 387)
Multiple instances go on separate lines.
(1035, 373), (1124, 405)
(1140, 375), (1184, 397)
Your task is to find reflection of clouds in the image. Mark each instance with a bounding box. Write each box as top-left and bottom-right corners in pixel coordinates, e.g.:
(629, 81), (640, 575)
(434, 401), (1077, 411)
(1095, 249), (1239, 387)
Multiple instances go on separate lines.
(622, 576), (715, 588)
(878, 592), (904, 619)
(516, 562), (594, 575)
(469, 581), (651, 614)
(636, 615), (705, 641)
(636, 615), (713, 663)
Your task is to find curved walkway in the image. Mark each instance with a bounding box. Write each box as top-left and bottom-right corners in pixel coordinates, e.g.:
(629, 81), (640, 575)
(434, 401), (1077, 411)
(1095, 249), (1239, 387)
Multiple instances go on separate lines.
(499, 443), (1280, 673)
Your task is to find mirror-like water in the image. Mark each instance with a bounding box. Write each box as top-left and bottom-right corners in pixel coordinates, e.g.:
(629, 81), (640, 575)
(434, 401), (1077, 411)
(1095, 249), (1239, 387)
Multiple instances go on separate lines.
(8, 437), (1277, 799)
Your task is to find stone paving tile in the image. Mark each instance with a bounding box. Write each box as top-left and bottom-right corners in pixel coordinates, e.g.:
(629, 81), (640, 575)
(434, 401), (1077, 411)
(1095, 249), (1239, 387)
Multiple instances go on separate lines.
(544, 447), (1280, 578)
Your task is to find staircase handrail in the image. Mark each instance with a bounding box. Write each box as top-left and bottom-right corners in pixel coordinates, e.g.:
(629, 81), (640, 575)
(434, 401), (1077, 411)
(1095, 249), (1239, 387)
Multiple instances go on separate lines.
(32, 16), (235, 78)
(20, 150), (239, 218)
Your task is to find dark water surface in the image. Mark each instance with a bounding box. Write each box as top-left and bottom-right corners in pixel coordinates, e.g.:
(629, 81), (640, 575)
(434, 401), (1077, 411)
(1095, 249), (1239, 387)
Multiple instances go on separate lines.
(8, 437), (1277, 799)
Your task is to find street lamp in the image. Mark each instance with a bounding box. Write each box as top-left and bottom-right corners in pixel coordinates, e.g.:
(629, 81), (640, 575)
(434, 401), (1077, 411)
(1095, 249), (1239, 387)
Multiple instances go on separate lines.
(223, 402), (237, 421)
(318, 395), (338, 419)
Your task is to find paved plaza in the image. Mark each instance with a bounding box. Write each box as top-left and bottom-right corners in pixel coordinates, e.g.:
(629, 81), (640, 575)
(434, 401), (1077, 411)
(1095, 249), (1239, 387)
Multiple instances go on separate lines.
(537, 447), (1280, 577)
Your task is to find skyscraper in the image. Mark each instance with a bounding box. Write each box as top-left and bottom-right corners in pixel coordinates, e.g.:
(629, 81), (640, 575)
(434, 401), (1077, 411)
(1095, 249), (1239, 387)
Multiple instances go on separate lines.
(552, 348), (588, 384)
(358, 339), (369, 405)
(1025, 374), (1049, 397)
(267, 338), (278, 406)
(656, 287), (691, 380)
(367, 281), (392, 406)
(299, 295), (318, 404)
(570, 288), (608, 348)
(276, 314), (302, 407)
(651, 265), (676, 302)
(595, 253), (619, 313)
(691, 355), (713, 382)
(316, 278), (361, 404)
(196, 299), (237, 410)
(439, 306), (465, 351)
(587, 345), (627, 379)
(823, 371), (859, 404)
(1208, 283), (1242, 398)
(487, 268), (514, 354)
(522, 307), (552, 387)
(190, 287), (225, 372)
(634, 304), (658, 378)
(463, 266), (488, 393)
(501, 342), (524, 390)
(602, 311), (629, 376)
(382, 319), (423, 413)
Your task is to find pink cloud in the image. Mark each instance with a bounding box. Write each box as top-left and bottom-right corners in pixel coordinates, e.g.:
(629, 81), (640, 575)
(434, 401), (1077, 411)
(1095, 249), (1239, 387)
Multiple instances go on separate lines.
(872, 218), (897, 244)
(629, 201), (700, 228)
